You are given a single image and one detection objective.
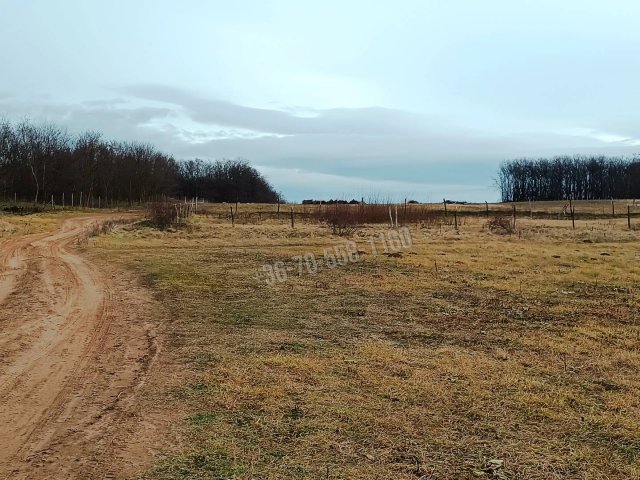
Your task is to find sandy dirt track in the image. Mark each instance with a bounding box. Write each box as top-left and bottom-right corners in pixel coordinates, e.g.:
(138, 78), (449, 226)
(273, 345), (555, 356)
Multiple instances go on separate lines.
(0, 215), (164, 479)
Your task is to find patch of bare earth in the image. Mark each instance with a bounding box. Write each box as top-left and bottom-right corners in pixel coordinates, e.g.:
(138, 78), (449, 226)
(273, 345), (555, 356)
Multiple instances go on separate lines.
(0, 215), (175, 479)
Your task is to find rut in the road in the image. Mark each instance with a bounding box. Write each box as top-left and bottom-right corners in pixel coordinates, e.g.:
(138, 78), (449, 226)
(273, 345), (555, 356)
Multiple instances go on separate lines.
(0, 216), (164, 479)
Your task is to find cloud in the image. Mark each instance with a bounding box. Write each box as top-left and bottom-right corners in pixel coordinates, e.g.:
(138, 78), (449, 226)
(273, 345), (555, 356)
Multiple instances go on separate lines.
(0, 96), (175, 141)
(117, 84), (427, 136)
(256, 165), (493, 203)
(561, 127), (640, 147)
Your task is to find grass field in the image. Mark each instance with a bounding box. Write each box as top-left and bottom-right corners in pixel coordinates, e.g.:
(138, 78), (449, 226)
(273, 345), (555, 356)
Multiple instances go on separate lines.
(0, 202), (138, 239)
(83, 201), (640, 479)
(0, 211), (65, 238)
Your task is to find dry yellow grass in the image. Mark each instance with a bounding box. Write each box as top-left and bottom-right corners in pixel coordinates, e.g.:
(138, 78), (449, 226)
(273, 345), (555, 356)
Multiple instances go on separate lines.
(86, 204), (640, 479)
(0, 208), (127, 239)
(0, 212), (63, 237)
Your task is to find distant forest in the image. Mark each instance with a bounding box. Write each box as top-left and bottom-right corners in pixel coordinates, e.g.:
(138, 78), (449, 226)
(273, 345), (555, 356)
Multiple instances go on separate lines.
(497, 155), (640, 202)
(0, 119), (280, 205)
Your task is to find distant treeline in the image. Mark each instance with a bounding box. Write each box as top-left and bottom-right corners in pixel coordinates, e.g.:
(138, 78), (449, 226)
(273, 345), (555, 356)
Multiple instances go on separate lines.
(497, 155), (640, 202)
(0, 119), (280, 205)
(178, 159), (280, 204)
(302, 199), (362, 205)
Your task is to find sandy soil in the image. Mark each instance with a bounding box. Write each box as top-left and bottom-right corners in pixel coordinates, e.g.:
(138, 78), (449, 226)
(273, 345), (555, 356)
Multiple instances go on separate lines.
(0, 215), (166, 479)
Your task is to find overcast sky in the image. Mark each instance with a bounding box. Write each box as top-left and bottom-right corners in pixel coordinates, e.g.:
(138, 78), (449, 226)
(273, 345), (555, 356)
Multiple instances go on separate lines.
(1, 0), (639, 201)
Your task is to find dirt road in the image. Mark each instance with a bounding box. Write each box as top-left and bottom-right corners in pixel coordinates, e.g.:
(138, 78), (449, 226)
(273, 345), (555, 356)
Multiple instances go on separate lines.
(0, 215), (163, 479)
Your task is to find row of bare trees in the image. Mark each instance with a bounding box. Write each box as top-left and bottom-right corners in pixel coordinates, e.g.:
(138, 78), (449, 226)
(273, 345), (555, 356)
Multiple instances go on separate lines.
(178, 159), (281, 204)
(497, 155), (640, 202)
(0, 119), (279, 205)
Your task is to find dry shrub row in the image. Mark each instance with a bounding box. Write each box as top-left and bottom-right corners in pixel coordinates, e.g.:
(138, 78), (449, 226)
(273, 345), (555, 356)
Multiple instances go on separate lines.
(310, 203), (439, 229)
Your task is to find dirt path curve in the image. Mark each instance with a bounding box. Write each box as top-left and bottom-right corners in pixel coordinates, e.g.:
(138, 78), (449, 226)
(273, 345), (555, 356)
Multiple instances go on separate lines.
(0, 214), (164, 479)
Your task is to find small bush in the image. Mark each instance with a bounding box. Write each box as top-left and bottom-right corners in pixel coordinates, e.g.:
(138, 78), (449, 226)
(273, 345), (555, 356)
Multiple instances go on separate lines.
(147, 201), (192, 230)
(487, 215), (514, 234)
(327, 217), (359, 236)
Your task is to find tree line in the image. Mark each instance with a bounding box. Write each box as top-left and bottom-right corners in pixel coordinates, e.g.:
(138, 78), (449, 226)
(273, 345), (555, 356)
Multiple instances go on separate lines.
(496, 155), (640, 202)
(0, 119), (280, 206)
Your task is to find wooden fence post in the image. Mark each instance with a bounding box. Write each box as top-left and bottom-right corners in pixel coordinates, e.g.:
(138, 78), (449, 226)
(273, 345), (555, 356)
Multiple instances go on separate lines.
(628, 206), (632, 230)
(290, 208), (295, 228)
(569, 198), (575, 229)
(512, 204), (517, 229)
(485, 201), (489, 218)
(230, 206), (235, 226)
(404, 198), (407, 224)
(443, 199), (448, 220)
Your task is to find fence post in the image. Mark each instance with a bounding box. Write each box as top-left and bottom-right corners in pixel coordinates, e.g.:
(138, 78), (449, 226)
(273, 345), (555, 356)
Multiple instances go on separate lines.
(485, 201), (489, 218)
(629, 206), (632, 230)
(454, 208), (458, 230)
(569, 198), (575, 229)
(404, 198), (407, 224)
(512, 204), (517, 229)
(612, 200), (615, 218)
(290, 208), (295, 228)
(230, 206), (235, 226)
(443, 199), (448, 220)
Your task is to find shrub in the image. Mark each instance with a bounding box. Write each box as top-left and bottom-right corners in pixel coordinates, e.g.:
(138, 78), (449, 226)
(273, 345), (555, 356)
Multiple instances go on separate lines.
(487, 215), (514, 234)
(147, 201), (192, 229)
(327, 217), (359, 236)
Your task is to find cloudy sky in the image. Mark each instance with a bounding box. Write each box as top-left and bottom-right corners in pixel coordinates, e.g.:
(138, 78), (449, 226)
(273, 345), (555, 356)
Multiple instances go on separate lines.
(1, 0), (639, 201)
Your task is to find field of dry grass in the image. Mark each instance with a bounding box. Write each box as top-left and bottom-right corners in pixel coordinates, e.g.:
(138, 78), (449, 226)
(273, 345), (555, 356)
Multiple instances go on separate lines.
(0, 211), (64, 238)
(85, 202), (640, 479)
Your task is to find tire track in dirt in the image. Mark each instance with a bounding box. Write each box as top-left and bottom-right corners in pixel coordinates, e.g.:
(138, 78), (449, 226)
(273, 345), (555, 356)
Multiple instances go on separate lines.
(0, 215), (167, 479)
